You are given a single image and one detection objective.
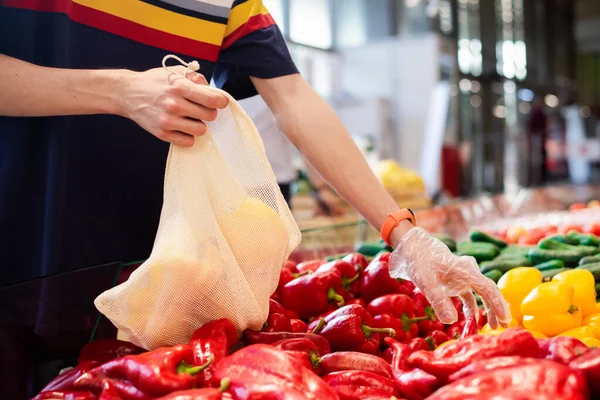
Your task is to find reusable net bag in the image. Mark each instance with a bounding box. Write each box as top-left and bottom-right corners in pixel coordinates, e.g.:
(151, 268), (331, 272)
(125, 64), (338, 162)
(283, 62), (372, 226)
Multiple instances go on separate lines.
(95, 87), (301, 350)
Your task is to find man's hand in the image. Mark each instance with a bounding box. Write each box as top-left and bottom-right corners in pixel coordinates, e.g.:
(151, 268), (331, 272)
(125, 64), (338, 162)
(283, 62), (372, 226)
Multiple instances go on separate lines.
(119, 67), (229, 147)
(0, 55), (228, 147)
(389, 227), (511, 329)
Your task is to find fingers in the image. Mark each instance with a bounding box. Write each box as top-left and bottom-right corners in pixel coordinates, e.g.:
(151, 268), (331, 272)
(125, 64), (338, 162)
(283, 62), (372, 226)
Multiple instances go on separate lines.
(165, 117), (207, 137)
(459, 291), (478, 320)
(182, 81), (229, 110)
(170, 98), (218, 122)
(160, 131), (195, 147)
(472, 275), (512, 329)
(186, 71), (208, 85)
(417, 279), (458, 324)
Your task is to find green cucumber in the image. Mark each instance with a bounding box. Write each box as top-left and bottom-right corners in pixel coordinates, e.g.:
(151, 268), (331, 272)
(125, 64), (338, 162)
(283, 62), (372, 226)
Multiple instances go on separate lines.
(576, 262), (600, 281)
(543, 234), (579, 246)
(538, 238), (576, 251)
(541, 268), (572, 282)
(527, 246), (600, 267)
(501, 245), (535, 258)
(355, 242), (385, 257)
(580, 254), (600, 266)
(480, 256), (531, 274)
(457, 241), (500, 263)
(434, 235), (457, 252)
(483, 269), (503, 283)
(469, 231), (507, 248)
(534, 259), (565, 271)
(568, 232), (600, 247)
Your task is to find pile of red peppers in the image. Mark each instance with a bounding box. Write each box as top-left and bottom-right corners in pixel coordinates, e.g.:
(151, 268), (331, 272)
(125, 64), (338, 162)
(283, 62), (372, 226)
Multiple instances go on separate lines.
(31, 254), (600, 399)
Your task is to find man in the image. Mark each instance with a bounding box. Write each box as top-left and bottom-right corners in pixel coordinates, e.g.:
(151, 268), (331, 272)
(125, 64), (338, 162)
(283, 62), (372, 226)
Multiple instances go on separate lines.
(0, 1), (508, 397)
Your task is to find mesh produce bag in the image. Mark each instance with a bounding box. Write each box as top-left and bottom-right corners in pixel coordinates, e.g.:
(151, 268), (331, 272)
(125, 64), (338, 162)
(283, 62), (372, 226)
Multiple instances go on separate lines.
(95, 88), (301, 350)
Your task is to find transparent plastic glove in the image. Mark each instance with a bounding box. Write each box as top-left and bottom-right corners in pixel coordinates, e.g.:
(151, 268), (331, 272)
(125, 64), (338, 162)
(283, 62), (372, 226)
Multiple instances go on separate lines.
(389, 227), (511, 329)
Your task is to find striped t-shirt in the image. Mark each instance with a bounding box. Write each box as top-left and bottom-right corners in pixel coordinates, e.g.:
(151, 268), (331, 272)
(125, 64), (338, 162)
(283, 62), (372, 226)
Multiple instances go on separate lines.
(0, 0), (298, 287)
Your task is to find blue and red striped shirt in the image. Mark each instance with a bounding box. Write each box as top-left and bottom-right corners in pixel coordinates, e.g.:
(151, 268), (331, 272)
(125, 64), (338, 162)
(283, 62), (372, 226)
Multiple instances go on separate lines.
(0, 0), (298, 287)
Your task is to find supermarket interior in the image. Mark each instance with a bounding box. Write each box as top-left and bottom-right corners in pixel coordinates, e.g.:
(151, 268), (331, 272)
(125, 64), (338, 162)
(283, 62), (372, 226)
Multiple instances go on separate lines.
(3, 0), (600, 399)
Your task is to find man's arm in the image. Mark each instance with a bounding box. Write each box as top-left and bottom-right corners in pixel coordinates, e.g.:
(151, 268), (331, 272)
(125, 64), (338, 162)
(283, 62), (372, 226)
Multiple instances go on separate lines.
(252, 74), (412, 242)
(0, 54), (228, 147)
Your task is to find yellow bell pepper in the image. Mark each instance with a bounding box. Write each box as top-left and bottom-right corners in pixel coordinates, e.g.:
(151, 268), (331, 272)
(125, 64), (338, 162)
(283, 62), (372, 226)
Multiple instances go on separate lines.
(497, 267), (543, 322)
(556, 326), (595, 341)
(553, 269), (597, 317)
(480, 317), (520, 333)
(595, 302), (600, 313)
(583, 314), (600, 339)
(521, 281), (580, 336)
(582, 337), (600, 348)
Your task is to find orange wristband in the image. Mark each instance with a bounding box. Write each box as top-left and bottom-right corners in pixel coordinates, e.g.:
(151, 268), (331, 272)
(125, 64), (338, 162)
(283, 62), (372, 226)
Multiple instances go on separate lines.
(380, 209), (417, 246)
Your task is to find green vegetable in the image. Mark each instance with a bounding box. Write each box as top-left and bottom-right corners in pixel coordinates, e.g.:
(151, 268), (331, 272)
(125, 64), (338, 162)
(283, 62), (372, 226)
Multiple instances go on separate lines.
(479, 256), (531, 274)
(434, 235), (457, 252)
(469, 231), (507, 248)
(538, 238), (576, 251)
(568, 231), (600, 247)
(324, 253), (349, 262)
(543, 234), (578, 246)
(580, 254), (600, 266)
(457, 241), (500, 263)
(534, 259), (565, 271)
(376, 238), (394, 252)
(501, 245), (535, 258)
(355, 242), (385, 257)
(483, 269), (503, 283)
(576, 262), (600, 281)
(528, 243), (599, 267)
(541, 268), (572, 282)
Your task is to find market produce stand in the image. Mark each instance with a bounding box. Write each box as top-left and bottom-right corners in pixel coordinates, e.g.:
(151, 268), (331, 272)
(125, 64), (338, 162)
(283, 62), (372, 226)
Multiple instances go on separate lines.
(21, 184), (600, 399)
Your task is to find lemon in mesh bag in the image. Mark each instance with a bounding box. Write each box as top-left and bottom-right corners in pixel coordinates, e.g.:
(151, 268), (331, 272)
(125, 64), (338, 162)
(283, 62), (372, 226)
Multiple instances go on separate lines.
(94, 88), (300, 350)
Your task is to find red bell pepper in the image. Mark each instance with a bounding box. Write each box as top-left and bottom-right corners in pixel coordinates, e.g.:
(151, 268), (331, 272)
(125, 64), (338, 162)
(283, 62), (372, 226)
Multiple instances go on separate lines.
(444, 319), (465, 339)
(537, 336), (589, 364)
(286, 309), (300, 319)
(314, 260), (361, 297)
(570, 347), (600, 398)
(460, 315), (478, 339)
(345, 298), (366, 308)
(318, 351), (392, 378)
(240, 330), (331, 355)
(476, 308), (487, 329)
(342, 253), (369, 270)
(271, 338), (323, 373)
(189, 319), (238, 388)
(78, 340), (146, 365)
(407, 328), (539, 381)
(155, 379), (229, 400)
(427, 360), (589, 400)
(296, 259), (325, 273)
(429, 330), (450, 348)
(367, 294), (428, 341)
(381, 347), (393, 364)
(359, 260), (414, 303)
(322, 370), (399, 400)
(448, 356), (540, 382)
(283, 260), (298, 272)
(280, 269), (345, 319)
(33, 392), (98, 400)
(311, 305), (395, 354)
(290, 318), (308, 333)
(98, 381), (123, 400)
(373, 252), (391, 263)
(75, 345), (212, 397)
(39, 361), (98, 393)
(384, 337), (440, 400)
(212, 344), (339, 399)
(411, 289), (441, 336)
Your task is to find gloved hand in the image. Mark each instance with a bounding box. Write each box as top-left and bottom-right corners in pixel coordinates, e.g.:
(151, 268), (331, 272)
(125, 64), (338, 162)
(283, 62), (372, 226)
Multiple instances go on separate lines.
(389, 227), (511, 329)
